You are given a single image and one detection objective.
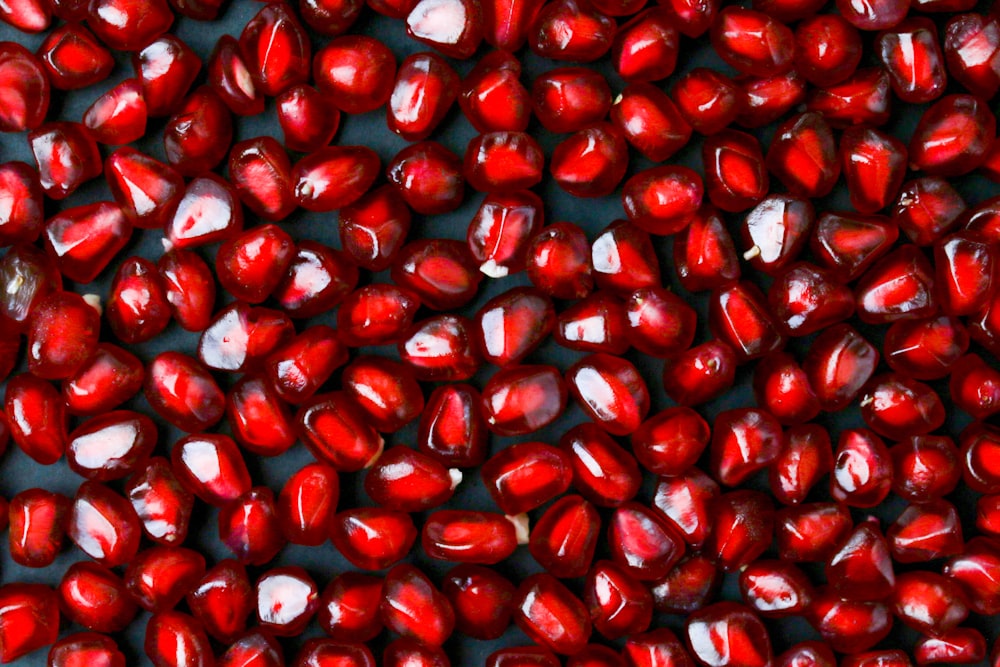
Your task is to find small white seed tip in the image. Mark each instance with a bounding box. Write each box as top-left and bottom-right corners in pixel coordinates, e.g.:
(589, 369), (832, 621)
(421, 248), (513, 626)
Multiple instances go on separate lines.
(507, 513), (530, 545)
(82, 294), (102, 316)
(743, 245), (762, 261)
(448, 468), (463, 490)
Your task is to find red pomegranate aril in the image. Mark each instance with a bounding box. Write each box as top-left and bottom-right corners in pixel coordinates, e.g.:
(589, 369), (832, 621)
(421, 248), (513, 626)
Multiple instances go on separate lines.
(59, 562), (136, 634)
(470, 192), (545, 278)
(611, 83), (691, 163)
(672, 205), (740, 292)
(884, 315), (969, 380)
(624, 629), (697, 667)
(83, 78), (147, 146)
(335, 285), (414, 347)
(67, 481), (141, 568)
(612, 9), (678, 82)
(839, 126), (908, 215)
(405, 0), (483, 59)
(825, 517), (895, 602)
(895, 177), (966, 246)
(585, 560), (653, 640)
(399, 314), (482, 381)
(482, 441), (572, 515)
(855, 245), (939, 324)
(944, 13), (1000, 100)
(560, 423), (641, 507)
(314, 35), (396, 113)
(217, 631), (283, 667)
(67, 410), (156, 482)
(318, 572), (384, 642)
(423, 510), (519, 564)
(300, 0), (364, 35)
(37, 24), (112, 92)
(0, 163), (42, 246)
(45, 203), (131, 285)
(198, 303), (292, 373)
(226, 375), (296, 457)
(739, 560), (814, 618)
(915, 628), (987, 665)
(443, 565), (514, 640)
(766, 112), (840, 198)
(753, 354), (821, 427)
(30, 122), (102, 202)
(909, 94), (996, 177)
(171, 433), (251, 506)
(686, 602), (773, 667)
(87, 0), (173, 51)
(296, 639), (376, 667)
(978, 495), (1000, 536)
(48, 633), (127, 667)
(551, 123), (629, 199)
(0, 584), (59, 663)
(770, 424), (833, 505)
(649, 553), (721, 615)
(935, 231), (996, 316)
(515, 573), (591, 656)
(62, 344), (143, 416)
(771, 263), (855, 338)
(711, 408), (784, 487)
(709, 281), (785, 363)
(106, 257), (171, 345)
(6, 373), (67, 465)
(331, 508), (416, 570)
(961, 423), (1000, 493)
(163, 87), (233, 177)
(219, 488), (286, 566)
(887, 436), (960, 503)
(254, 567), (318, 637)
(388, 52), (458, 141)
(890, 571), (968, 637)
(210, 38), (266, 118)
(144, 352), (225, 433)
(8, 488), (69, 568)
(672, 68), (739, 136)
(339, 185), (411, 272)
(878, 18), (947, 104)
(631, 407), (709, 477)
(187, 560), (253, 643)
(125, 546), (206, 613)
(888, 499), (964, 563)
(382, 564), (455, 647)
(803, 324), (879, 412)
(276, 463), (338, 547)
(166, 174), (243, 251)
(293, 146), (381, 213)
(710, 7), (793, 78)
(734, 70), (806, 129)
(482, 365), (567, 436)
(622, 166), (703, 236)
(227, 139), (295, 223)
(366, 446), (456, 511)
(383, 639), (450, 667)
(27, 291), (100, 380)
(807, 589), (893, 655)
(464, 131), (544, 193)
(531, 67), (611, 134)
(555, 291), (630, 355)
(835, 0), (908, 30)
(387, 141), (465, 214)
(133, 35), (201, 117)
(706, 490), (774, 571)
(0, 43), (48, 126)
(661, 339), (737, 406)
(741, 194), (814, 276)
(157, 249), (215, 333)
(530, 494), (599, 578)
(608, 501), (686, 581)
(808, 64), (891, 127)
(459, 50), (530, 133)
(701, 129), (768, 213)
(529, 0), (614, 62)
(275, 242), (359, 319)
(277, 84), (340, 152)
(591, 219), (661, 293)
(475, 287), (553, 367)
(776, 502), (853, 563)
(216, 225), (294, 304)
(418, 383), (488, 468)
(239, 2), (310, 97)
(126, 457), (194, 546)
(943, 536), (1000, 615)
(794, 15), (862, 87)
(144, 611), (213, 667)
(651, 469), (719, 549)
(830, 429), (893, 508)
(297, 391), (384, 471)
(567, 353), (649, 436)
(105, 148), (184, 231)
(860, 373), (945, 438)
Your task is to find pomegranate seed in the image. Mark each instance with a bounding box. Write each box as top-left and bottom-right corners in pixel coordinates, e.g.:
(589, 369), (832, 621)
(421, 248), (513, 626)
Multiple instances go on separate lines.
(340, 185), (412, 272)
(277, 84), (340, 152)
(711, 7), (793, 77)
(381, 564), (455, 646)
(8, 488), (70, 567)
(841, 651), (911, 667)
(5, 373), (68, 465)
(226, 375), (296, 456)
(37, 24), (112, 92)
(739, 560), (814, 618)
(585, 560), (653, 639)
(441, 565), (514, 640)
(366, 446), (457, 511)
(803, 324), (879, 411)
(896, 177), (966, 246)
(631, 407), (709, 477)
(612, 9), (679, 82)
(297, 391), (385, 471)
(218, 631), (283, 667)
(909, 94), (996, 177)
(702, 129), (768, 213)
(706, 490), (774, 571)
(163, 87), (234, 177)
(711, 408), (783, 486)
(299, 0), (364, 34)
(652, 469), (719, 548)
(686, 602), (773, 667)
(476, 287), (554, 367)
(944, 13), (1000, 99)
(482, 365), (567, 436)
(209, 36), (265, 116)
(825, 517), (896, 602)
(551, 123), (628, 198)
(255, 567), (319, 636)
(623, 628), (696, 667)
(890, 436), (961, 502)
(488, 647), (561, 667)
(105, 148), (184, 230)
(0, 584), (59, 663)
(662, 339), (737, 406)
(567, 353), (650, 436)
(133, 35), (201, 117)
(314, 35), (396, 113)
(199, 303), (294, 373)
(560, 422), (641, 507)
(125, 546), (206, 612)
(776, 502), (853, 562)
(83, 78), (148, 146)
(157, 249), (216, 332)
(741, 194), (814, 276)
(106, 257), (171, 345)
(807, 588), (893, 654)
(878, 18), (947, 103)
(623, 166), (703, 236)
(275, 242), (359, 319)
(388, 52), (459, 141)
(766, 112), (840, 198)
(961, 423), (1000, 493)
(186, 560), (253, 643)
(943, 536), (1000, 615)
(399, 314), (482, 381)
(387, 142), (465, 214)
(794, 15), (863, 87)
(608, 501), (686, 581)
(278, 462), (338, 546)
(709, 281), (785, 363)
(734, 71), (807, 129)
(239, 2), (310, 96)
(555, 291), (630, 355)
(27, 291), (100, 380)
(611, 83), (692, 162)
(166, 173), (243, 250)
(531, 67), (611, 134)
(464, 131), (544, 193)
(126, 456), (194, 546)
(144, 352), (225, 433)
(144, 611), (213, 667)
(884, 315), (969, 380)
(418, 383), (488, 468)
(754, 354), (822, 426)
(422, 510), (519, 564)
(673, 205), (740, 291)
(49, 633), (126, 667)
(529, 494), (599, 578)
(649, 553), (720, 614)
(891, 571), (968, 636)
(219, 487), (286, 565)
(59, 562), (136, 633)
(318, 572), (384, 642)
(811, 212), (899, 282)
(67, 410), (156, 481)
(330, 507), (417, 570)
(806, 67), (894, 128)
(171, 433), (251, 506)
(515, 573), (591, 655)
(67, 481), (142, 568)
(591, 219), (661, 293)
(672, 68), (740, 135)
(297, 640), (376, 667)
(915, 628), (987, 665)
(888, 499), (964, 562)
(481, 441), (572, 514)
(226, 139), (296, 223)
(459, 50), (530, 133)
(0, 162), (43, 246)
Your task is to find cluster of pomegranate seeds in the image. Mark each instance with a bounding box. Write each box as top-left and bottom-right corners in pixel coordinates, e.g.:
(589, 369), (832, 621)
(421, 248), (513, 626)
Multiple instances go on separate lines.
(1, 0), (1000, 665)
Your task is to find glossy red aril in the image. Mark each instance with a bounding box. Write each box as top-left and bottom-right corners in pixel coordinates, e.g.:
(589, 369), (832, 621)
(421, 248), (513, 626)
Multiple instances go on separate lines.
(226, 376), (296, 457)
(612, 9), (679, 82)
(37, 24), (112, 92)
(405, 0), (483, 58)
(630, 407), (708, 477)
(215, 226), (294, 305)
(686, 602), (772, 667)
(387, 141), (465, 214)
(126, 457), (194, 546)
(276, 463), (338, 547)
(157, 249), (215, 332)
(314, 35), (395, 114)
(673, 205), (740, 292)
(275, 242), (358, 319)
(649, 553), (720, 614)
(468, 191), (544, 278)
(835, 0), (908, 30)
(711, 7), (793, 78)
(551, 123), (628, 199)
(227, 139), (295, 222)
(591, 219), (661, 293)
(26, 291), (99, 380)
(366, 446), (455, 511)
(910, 95), (995, 176)
(739, 560), (813, 618)
(701, 129), (768, 213)
(838, 126), (908, 215)
(531, 67), (611, 134)
(0, 163), (43, 246)
(217, 631), (282, 667)
(770, 263), (855, 338)
(734, 70), (806, 129)
(293, 145), (380, 212)
(30, 122), (102, 201)
(915, 628), (987, 665)
(6, 373), (67, 465)
(475, 287), (553, 366)
(254, 567), (318, 637)
(482, 365), (567, 436)
(381, 564), (455, 647)
(961, 423), (1000, 493)
(59, 562), (136, 634)
(277, 84), (339, 152)
(555, 291), (629, 355)
(201, 307), (290, 376)
(296, 640), (377, 667)
(803, 324), (879, 411)
(393, 239), (482, 310)
(855, 245), (938, 324)
(878, 18), (947, 103)
(884, 316), (968, 380)
(187, 560), (253, 643)
(706, 490), (774, 571)
(163, 87), (233, 177)
(45, 203), (131, 285)
(935, 231), (996, 316)
(165, 174), (243, 251)
(888, 499), (964, 563)
(608, 502), (686, 581)
(482, 441), (572, 515)
(0, 584), (59, 663)
(125, 546), (206, 613)
(219, 487), (286, 566)
(239, 2), (310, 96)
(742, 195), (814, 275)
(105, 148), (184, 230)
(87, 0), (173, 51)
(567, 353), (649, 436)
(622, 629), (695, 667)
(318, 572), (384, 642)
(840, 650), (911, 667)
(896, 177), (966, 247)
(807, 589), (893, 654)
(339, 185), (411, 272)
(611, 84), (691, 163)
(829, 428), (892, 508)
(709, 281), (785, 363)
(133, 36), (202, 117)
(208, 36), (264, 116)
(767, 425), (831, 505)
(171, 433), (250, 506)
(144, 352), (225, 433)
(794, 15), (862, 87)
(296, 391), (384, 471)
(106, 257), (171, 345)
(766, 112), (840, 198)
(860, 373), (945, 438)
(711, 408), (783, 487)
(459, 51), (530, 133)
(48, 633), (127, 667)
(652, 470), (719, 549)
(753, 354), (821, 426)
(67, 410), (156, 482)
(464, 131), (544, 193)
(418, 383), (488, 468)
(8, 488), (69, 567)
(560, 423), (640, 507)
(442, 565), (515, 641)
(68, 481), (141, 568)
(825, 518), (895, 602)
(299, 0), (364, 35)
(672, 68), (739, 135)
(775, 502), (852, 563)
(887, 436), (960, 503)
(529, 0), (614, 61)
(584, 560), (653, 640)
(389, 52), (458, 141)
(943, 537), (1000, 615)
(808, 65), (892, 127)
(661, 339), (737, 406)
(383, 639), (450, 667)
(423, 510), (519, 564)
(622, 166), (703, 236)
(399, 314), (482, 381)
(330, 508), (416, 570)
(83, 78), (147, 146)
(515, 573), (591, 655)
(529, 494), (599, 578)
(944, 13), (1000, 100)
(890, 571), (968, 637)
(144, 611), (213, 667)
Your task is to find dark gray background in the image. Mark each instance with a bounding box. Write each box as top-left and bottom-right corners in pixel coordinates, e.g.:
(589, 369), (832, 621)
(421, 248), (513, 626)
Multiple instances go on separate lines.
(0, 0), (999, 664)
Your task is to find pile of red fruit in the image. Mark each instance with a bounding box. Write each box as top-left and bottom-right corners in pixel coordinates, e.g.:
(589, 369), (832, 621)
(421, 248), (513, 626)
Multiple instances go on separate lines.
(0, 0), (1000, 664)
